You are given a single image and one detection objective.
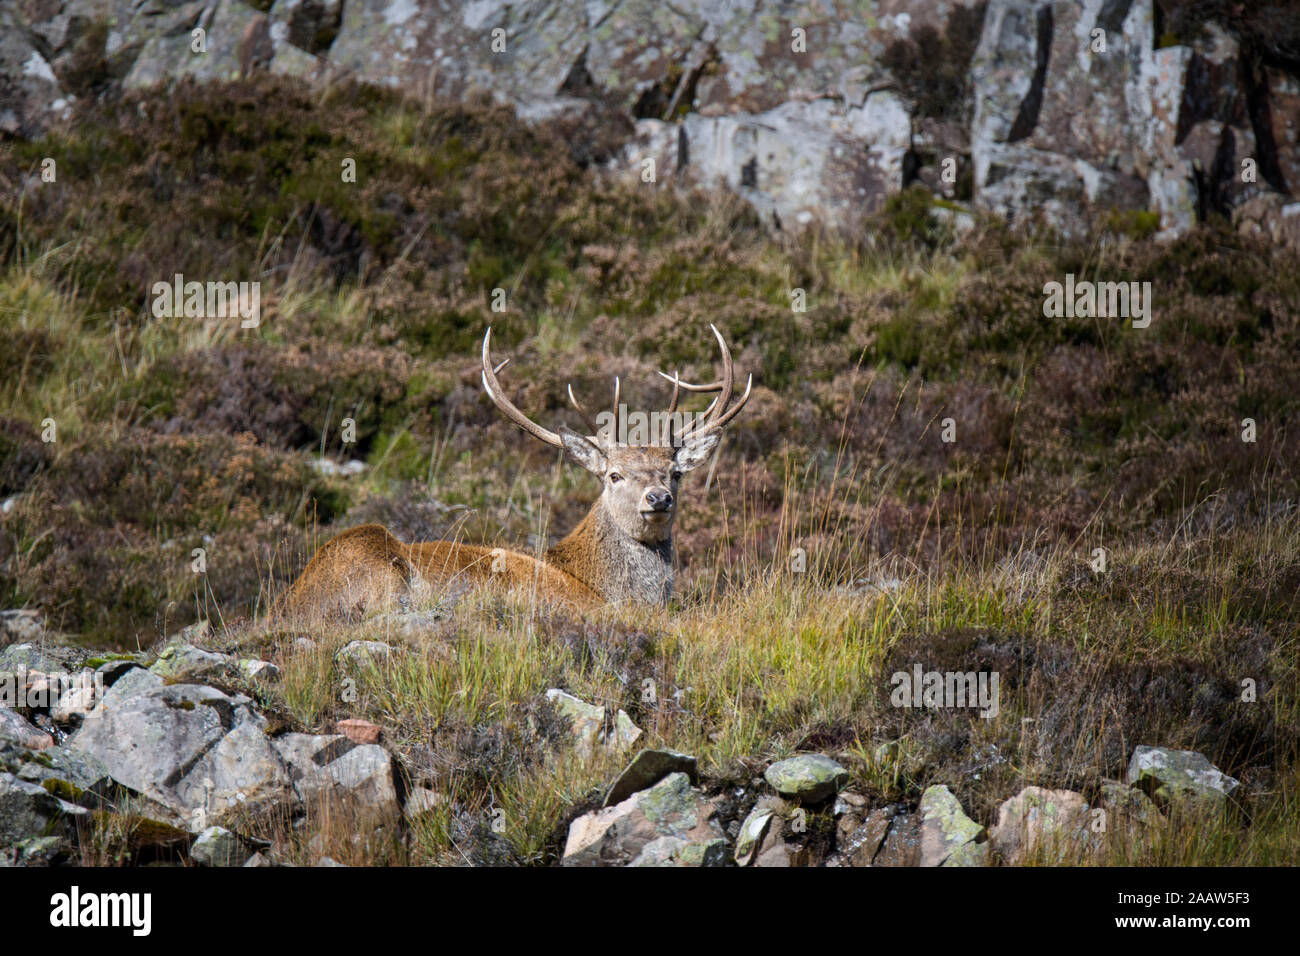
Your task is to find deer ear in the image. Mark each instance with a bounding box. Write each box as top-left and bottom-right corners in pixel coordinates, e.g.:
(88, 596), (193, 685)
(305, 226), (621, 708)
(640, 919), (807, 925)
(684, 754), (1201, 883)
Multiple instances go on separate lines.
(558, 426), (608, 474)
(673, 430), (720, 472)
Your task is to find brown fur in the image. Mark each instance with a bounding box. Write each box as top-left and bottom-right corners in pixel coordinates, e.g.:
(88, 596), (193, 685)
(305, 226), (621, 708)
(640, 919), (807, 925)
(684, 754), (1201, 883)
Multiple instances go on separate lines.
(274, 522), (603, 621)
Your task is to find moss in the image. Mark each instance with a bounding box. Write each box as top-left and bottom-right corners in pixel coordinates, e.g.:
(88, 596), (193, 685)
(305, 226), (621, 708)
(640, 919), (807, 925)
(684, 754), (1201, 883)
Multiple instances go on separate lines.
(42, 777), (86, 803)
(1105, 208), (1161, 239)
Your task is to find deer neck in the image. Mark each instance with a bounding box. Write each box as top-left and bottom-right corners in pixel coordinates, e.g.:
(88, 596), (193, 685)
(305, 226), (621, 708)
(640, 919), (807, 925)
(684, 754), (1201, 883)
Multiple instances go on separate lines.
(546, 503), (674, 606)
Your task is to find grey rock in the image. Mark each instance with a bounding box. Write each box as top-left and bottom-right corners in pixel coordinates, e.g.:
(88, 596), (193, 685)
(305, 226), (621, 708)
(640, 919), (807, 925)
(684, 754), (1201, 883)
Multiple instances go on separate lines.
(734, 806), (776, 866)
(0, 708), (53, 751)
(237, 659), (281, 682)
(918, 784), (987, 866)
(603, 748), (697, 807)
(16, 745), (117, 807)
(764, 754), (849, 802)
(0, 771), (88, 846)
(403, 787), (446, 820)
(563, 772), (727, 867)
(274, 733), (400, 816)
(0, 610), (45, 644)
(67, 682), (291, 829)
(190, 825), (252, 867)
(1126, 745), (1240, 805)
(545, 689), (641, 757)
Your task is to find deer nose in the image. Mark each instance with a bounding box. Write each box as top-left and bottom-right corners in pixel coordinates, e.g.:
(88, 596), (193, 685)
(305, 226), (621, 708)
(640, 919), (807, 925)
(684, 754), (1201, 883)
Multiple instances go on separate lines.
(645, 489), (674, 511)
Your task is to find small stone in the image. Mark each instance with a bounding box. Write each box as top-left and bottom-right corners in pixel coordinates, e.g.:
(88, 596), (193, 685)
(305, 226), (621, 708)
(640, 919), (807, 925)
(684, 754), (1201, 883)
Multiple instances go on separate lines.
(238, 659), (280, 682)
(734, 806), (775, 866)
(764, 754), (849, 802)
(190, 826), (251, 867)
(336, 641), (392, 665)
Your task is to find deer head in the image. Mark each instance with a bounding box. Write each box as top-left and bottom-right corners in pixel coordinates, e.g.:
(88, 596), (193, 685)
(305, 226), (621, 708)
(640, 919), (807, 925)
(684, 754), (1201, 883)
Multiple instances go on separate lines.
(481, 325), (752, 554)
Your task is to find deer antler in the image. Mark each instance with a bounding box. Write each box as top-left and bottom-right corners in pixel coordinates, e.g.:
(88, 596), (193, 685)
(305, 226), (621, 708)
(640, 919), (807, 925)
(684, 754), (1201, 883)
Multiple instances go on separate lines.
(481, 327), (564, 447)
(484, 328), (623, 447)
(658, 324), (752, 443)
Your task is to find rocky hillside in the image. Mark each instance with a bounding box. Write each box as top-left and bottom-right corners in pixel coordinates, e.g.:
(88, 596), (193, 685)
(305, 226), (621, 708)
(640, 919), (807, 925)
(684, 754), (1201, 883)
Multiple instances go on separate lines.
(1, 0), (1298, 868)
(5, 1), (1300, 242)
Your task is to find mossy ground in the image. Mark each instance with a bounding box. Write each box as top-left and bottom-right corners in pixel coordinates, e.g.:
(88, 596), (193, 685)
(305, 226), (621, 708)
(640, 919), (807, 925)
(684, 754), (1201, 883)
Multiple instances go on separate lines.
(2, 75), (1298, 865)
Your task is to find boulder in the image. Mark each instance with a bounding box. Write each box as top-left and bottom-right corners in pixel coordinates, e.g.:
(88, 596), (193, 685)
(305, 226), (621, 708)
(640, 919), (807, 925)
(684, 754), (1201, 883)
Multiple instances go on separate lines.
(918, 784), (987, 866)
(1126, 745), (1239, 805)
(764, 753), (849, 802)
(562, 772), (727, 867)
(274, 733), (399, 817)
(66, 680), (292, 829)
(603, 748), (697, 807)
(989, 786), (1091, 864)
(16, 745), (119, 808)
(0, 771), (88, 847)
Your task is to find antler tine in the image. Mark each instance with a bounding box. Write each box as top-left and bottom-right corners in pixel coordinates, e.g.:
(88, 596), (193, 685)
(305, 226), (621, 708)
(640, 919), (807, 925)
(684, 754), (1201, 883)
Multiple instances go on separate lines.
(664, 371), (681, 415)
(567, 383), (600, 436)
(610, 376), (621, 439)
(673, 325), (752, 442)
(656, 370), (725, 393)
(706, 324), (733, 429)
(481, 327), (564, 448)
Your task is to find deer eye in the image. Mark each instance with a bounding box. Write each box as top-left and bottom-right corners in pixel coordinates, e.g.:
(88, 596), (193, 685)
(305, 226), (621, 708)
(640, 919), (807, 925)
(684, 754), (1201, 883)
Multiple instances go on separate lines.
(670, 471), (682, 481)
(608, 472), (622, 483)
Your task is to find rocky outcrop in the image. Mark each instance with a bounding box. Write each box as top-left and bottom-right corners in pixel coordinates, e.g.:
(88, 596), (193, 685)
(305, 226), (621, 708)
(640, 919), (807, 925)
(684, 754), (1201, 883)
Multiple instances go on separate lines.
(971, 1), (1299, 237)
(5, 0), (1300, 240)
(66, 674), (293, 829)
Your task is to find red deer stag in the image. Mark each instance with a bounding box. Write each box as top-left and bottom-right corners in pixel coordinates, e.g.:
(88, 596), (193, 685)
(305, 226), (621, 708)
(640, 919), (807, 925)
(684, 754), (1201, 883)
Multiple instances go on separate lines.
(275, 325), (752, 618)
